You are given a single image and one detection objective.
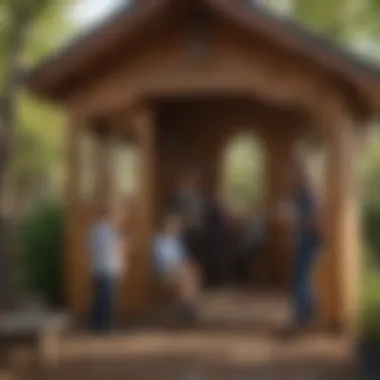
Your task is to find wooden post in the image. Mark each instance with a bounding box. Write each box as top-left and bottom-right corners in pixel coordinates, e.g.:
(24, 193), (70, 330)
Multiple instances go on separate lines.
(94, 124), (115, 211)
(65, 114), (83, 315)
(319, 103), (361, 332)
(265, 132), (295, 289)
(125, 104), (156, 313)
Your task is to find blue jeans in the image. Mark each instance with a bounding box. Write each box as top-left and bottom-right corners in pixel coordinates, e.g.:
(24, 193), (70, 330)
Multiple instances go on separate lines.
(292, 237), (319, 327)
(90, 274), (117, 332)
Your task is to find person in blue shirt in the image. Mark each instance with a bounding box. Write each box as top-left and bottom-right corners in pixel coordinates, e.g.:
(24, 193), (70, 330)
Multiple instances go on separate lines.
(279, 159), (324, 337)
(88, 204), (127, 333)
(153, 211), (200, 318)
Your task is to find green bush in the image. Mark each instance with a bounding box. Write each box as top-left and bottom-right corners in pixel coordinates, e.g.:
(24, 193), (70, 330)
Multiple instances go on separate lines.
(361, 199), (380, 339)
(363, 200), (380, 268)
(362, 267), (380, 340)
(18, 200), (64, 307)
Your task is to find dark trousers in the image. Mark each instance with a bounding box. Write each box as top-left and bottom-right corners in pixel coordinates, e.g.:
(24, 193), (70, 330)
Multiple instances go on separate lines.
(234, 251), (252, 285)
(292, 239), (319, 327)
(90, 274), (117, 332)
(183, 228), (204, 264)
(235, 242), (264, 285)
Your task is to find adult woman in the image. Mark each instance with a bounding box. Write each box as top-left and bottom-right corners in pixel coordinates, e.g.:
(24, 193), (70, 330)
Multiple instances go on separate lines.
(280, 160), (324, 336)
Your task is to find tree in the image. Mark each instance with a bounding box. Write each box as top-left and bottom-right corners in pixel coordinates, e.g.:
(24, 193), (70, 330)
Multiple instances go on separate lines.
(262, 0), (380, 58)
(0, 0), (75, 308)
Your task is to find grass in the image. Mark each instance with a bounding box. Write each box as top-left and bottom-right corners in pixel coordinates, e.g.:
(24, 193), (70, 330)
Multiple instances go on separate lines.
(361, 265), (380, 340)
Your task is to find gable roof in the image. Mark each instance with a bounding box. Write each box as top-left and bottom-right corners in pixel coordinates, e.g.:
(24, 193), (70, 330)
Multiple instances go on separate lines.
(25, 0), (380, 113)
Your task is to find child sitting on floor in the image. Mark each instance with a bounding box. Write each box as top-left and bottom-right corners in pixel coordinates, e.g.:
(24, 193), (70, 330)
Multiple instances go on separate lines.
(153, 211), (201, 320)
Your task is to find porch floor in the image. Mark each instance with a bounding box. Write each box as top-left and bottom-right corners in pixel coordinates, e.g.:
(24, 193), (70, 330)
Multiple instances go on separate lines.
(11, 290), (357, 379)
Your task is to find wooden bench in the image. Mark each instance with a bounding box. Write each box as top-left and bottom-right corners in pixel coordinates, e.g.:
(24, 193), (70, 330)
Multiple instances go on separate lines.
(0, 310), (70, 369)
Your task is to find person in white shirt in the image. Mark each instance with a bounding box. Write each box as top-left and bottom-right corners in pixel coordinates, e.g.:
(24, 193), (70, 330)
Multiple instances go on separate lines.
(153, 212), (200, 319)
(88, 204), (126, 332)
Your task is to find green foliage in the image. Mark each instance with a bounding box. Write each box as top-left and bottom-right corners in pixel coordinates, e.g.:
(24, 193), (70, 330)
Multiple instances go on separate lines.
(294, 0), (347, 39)
(0, 0), (76, 213)
(264, 0), (380, 61)
(18, 200), (64, 306)
(360, 129), (380, 267)
(363, 201), (380, 267)
(222, 134), (265, 211)
(24, 1), (77, 64)
(362, 266), (380, 339)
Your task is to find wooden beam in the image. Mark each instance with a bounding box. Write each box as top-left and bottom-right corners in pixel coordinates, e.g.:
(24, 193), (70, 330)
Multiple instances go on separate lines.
(93, 121), (115, 210)
(67, 26), (328, 118)
(124, 103), (156, 313)
(65, 114), (83, 316)
(265, 130), (297, 289)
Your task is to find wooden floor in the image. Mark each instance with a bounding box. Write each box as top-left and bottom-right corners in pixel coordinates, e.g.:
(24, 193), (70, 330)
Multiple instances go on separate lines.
(5, 290), (357, 380)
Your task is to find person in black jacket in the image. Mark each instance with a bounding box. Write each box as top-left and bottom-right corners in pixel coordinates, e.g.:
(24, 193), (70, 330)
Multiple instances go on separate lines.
(203, 192), (230, 287)
(169, 169), (206, 269)
(279, 159), (324, 338)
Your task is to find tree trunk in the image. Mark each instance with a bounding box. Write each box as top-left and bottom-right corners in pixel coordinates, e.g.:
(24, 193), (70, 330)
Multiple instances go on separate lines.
(0, 95), (18, 309)
(0, 10), (32, 309)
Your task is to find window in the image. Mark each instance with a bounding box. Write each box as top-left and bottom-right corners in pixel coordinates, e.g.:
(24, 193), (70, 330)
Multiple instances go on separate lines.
(221, 132), (265, 213)
(114, 140), (140, 201)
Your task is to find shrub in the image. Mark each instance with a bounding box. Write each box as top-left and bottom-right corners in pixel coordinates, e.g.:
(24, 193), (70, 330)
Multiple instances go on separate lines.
(362, 266), (380, 341)
(18, 200), (64, 307)
(363, 199), (380, 268)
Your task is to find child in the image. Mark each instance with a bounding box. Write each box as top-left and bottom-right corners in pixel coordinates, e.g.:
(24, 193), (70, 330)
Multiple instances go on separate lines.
(153, 212), (200, 319)
(88, 204), (126, 333)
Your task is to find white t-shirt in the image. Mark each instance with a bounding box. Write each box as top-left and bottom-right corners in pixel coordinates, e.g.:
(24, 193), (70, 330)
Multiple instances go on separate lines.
(153, 234), (187, 277)
(88, 220), (126, 277)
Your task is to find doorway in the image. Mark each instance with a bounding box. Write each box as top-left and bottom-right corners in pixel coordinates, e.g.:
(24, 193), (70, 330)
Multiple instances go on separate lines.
(218, 131), (266, 287)
(155, 98), (274, 290)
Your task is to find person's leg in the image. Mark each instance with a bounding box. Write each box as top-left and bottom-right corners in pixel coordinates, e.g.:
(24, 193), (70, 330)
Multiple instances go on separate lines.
(91, 275), (109, 332)
(109, 277), (119, 329)
(280, 242), (318, 339)
(179, 263), (199, 299)
(292, 257), (303, 326)
(90, 276), (102, 331)
(293, 244), (317, 329)
(102, 276), (118, 331)
(176, 262), (200, 319)
(302, 246), (318, 326)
